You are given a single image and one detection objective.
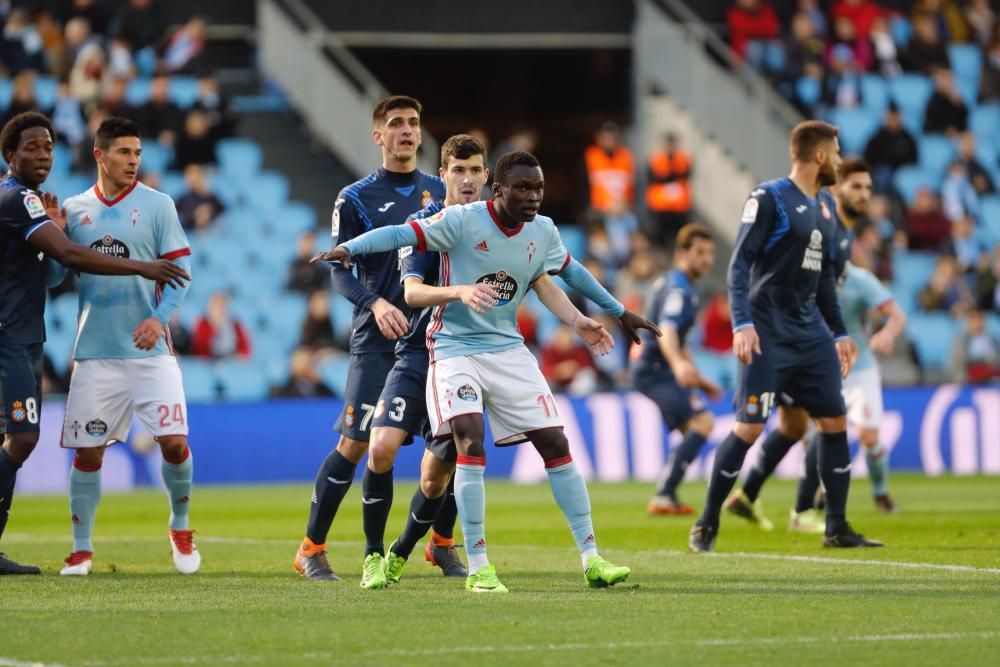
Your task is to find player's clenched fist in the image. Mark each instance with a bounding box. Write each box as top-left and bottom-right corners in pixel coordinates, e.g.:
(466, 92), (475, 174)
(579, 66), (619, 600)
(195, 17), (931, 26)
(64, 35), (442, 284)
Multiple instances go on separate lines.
(458, 283), (500, 313)
(733, 326), (761, 365)
(310, 246), (351, 268)
(371, 297), (408, 340)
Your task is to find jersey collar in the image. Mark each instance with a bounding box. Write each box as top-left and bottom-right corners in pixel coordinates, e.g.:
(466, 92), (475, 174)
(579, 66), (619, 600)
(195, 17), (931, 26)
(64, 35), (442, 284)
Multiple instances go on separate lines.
(94, 179), (139, 207)
(487, 200), (524, 237)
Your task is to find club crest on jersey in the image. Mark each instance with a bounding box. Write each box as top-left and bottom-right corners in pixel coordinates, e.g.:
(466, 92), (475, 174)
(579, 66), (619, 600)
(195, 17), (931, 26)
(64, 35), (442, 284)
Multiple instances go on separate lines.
(130, 208), (142, 226)
(476, 270), (518, 306)
(10, 401), (26, 422)
(344, 405), (355, 428)
(801, 229), (823, 272)
(80, 214), (92, 225)
(745, 395), (759, 416)
(526, 241), (536, 263)
(85, 419), (108, 436)
(23, 193), (46, 219)
(421, 189), (435, 208)
(425, 209), (446, 224)
(90, 235), (130, 258)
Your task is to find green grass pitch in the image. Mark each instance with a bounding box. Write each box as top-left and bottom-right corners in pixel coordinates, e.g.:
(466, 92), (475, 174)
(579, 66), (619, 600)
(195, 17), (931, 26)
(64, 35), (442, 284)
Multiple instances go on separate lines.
(2, 475), (998, 666)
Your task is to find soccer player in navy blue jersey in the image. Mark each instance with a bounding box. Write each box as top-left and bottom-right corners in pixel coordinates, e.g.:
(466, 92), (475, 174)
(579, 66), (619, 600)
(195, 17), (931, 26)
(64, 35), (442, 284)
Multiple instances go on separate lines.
(631, 223), (722, 516)
(0, 112), (189, 575)
(294, 96), (446, 581)
(688, 120), (882, 553)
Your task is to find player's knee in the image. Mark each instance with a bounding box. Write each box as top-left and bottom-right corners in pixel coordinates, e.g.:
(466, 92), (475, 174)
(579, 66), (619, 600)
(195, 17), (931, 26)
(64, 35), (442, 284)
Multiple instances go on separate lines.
(367, 431), (400, 473)
(336, 436), (368, 464)
(778, 407), (810, 440)
(4, 432), (39, 464)
(73, 446), (104, 469)
(817, 415), (847, 432)
(859, 428), (879, 448)
(531, 428), (570, 462)
(733, 422), (764, 444)
(420, 473), (449, 499)
(157, 436), (189, 463)
(689, 411), (714, 437)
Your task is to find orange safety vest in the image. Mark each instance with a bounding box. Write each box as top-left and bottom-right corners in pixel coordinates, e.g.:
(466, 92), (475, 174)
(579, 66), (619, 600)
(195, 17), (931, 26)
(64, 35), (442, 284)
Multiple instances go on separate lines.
(584, 145), (635, 211)
(645, 150), (692, 213)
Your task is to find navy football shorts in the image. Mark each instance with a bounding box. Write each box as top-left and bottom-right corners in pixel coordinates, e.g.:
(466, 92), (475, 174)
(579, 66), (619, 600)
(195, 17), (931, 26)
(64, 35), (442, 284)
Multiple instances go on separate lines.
(635, 372), (706, 431)
(372, 357), (428, 446)
(0, 341), (43, 434)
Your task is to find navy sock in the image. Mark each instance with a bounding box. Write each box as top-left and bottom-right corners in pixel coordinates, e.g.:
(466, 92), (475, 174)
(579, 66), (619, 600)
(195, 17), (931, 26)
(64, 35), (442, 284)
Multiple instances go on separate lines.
(742, 431), (798, 502)
(305, 449), (357, 545)
(795, 433), (821, 513)
(818, 431), (851, 533)
(393, 487), (447, 560)
(431, 474), (457, 540)
(698, 433), (752, 528)
(656, 431), (707, 497)
(0, 448), (20, 541)
(362, 467), (394, 556)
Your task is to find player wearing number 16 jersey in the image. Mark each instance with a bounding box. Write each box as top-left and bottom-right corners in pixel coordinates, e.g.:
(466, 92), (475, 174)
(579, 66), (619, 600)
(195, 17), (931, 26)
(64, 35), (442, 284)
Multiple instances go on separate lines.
(58, 118), (199, 576)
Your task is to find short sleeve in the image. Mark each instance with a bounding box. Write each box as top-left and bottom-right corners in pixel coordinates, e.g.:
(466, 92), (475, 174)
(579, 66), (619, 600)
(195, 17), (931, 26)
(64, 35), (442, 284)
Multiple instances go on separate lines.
(1, 191), (52, 239)
(658, 288), (690, 329)
(409, 206), (463, 252)
(544, 222), (571, 275)
(857, 266), (893, 309)
(400, 247), (439, 283)
(156, 196), (191, 260)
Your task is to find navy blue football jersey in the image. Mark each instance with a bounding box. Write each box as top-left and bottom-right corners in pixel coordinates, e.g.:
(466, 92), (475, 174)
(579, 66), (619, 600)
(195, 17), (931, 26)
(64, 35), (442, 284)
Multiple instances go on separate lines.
(633, 268), (699, 377)
(728, 178), (847, 343)
(331, 167), (444, 354)
(0, 175), (55, 344)
(395, 200), (443, 363)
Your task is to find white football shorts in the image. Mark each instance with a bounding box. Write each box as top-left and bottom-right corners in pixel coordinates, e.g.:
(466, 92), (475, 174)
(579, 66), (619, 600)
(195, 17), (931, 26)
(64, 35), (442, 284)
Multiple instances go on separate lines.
(842, 365), (884, 430)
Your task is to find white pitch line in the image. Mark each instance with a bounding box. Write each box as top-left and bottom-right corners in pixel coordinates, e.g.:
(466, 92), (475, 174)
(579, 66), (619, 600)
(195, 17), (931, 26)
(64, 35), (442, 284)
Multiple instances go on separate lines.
(6, 534), (1000, 575)
(0, 658), (68, 667)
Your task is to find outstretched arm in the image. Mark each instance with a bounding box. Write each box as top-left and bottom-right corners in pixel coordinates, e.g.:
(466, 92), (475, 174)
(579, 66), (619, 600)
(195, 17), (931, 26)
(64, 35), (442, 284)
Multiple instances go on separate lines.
(533, 274), (613, 356)
(557, 258), (660, 343)
(403, 276), (500, 313)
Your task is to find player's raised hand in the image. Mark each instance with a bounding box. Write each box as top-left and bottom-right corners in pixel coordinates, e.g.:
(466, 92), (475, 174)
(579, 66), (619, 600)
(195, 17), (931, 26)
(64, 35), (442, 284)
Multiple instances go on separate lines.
(132, 317), (165, 350)
(458, 283), (500, 313)
(41, 191), (66, 231)
(573, 315), (614, 356)
(869, 329), (895, 356)
(835, 337), (858, 378)
(371, 297), (408, 340)
(310, 246), (351, 268)
(139, 259), (190, 289)
(733, 326), (761, 365)
(618, 309), (660, 345)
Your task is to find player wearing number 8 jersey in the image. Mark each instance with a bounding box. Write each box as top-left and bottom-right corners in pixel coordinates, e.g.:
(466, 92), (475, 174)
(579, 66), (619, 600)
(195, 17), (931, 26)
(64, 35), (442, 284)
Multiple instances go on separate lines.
(58, 117), (200, 576)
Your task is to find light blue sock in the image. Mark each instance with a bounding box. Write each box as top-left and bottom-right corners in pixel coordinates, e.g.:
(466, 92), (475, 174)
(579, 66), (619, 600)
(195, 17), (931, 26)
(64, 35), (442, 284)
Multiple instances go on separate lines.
(69, 465), (101, 553)
(455, 457), (488, 574)
(162, 451), (193, 531)
(866, 444), (889, 497)
(545, 460), (598, 567)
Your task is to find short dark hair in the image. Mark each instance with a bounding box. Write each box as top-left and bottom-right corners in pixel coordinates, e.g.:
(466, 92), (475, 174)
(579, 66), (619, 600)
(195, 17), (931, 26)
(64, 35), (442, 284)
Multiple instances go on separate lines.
(440, 134), (487, 169)
(95, 116), (140, 150)
(0, 111), (54, 163)
(494, 151), (540, 185)
(837, 157), (871, 181)
(372, 95), (422, 127)
(789, 120), (839, 162)
(675, 223), (713, 250)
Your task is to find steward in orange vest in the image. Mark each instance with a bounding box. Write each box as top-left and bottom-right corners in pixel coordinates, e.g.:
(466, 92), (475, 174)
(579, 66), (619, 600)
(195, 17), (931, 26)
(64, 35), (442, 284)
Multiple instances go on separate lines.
(583, 122), (635, 212)
(646, 134), (692, 215)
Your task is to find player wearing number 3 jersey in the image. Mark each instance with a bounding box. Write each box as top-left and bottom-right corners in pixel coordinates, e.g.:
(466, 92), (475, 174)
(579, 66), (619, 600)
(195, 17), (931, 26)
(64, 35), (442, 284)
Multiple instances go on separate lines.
(58, 118), (199, 577)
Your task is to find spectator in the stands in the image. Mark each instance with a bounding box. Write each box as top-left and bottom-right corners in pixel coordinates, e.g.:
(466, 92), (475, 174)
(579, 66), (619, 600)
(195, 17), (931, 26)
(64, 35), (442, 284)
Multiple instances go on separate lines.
(99, 77), (135, 119)
(702, 292), (734, 354)
(34, 9), (67, 74)
(1, 71), (44, 127)
(905, 187), (952, 250)
(923, 67), (968, 136)
(644, 132), (692, 247)
(973, 246), (1000, 311)
(540, 324), (597, 395)
(300, 292), (339, 352)
(68, 41), (106, 112)
(586, 226), (628, 271)
(830, 0), (887, 41)
(727, 0), (782, 68)
(912, 0), (969, 43)
(966, 0), (996, 47)
(0, 7), (45, 74)
(782, 11), (825, 83)
(61, 16), (97, 70)
(582, 121), (634, 214)
(823, 43), (864, 108)
(163, 16), (207, 73)
(869, 15), (902, 77)
(135, 74), (183, 146)
(167, 313), (192, 356)
(176, 163), (225, 231)
(107, 35), (136, 79)
(825, 16), (873, 72)
(864, 104), (918, 193)
(949, 216), (986, 273)
(918, 254), (973, 313)
(174, 109), (217, 169)
(855, 218), (894, 280)
(62, 0), (111, 37)
(51, 78), (87, 148)
(271, 348), (334, 399)
(941, 160), (980, 223)
(110, 0), (166, 52)
(192, 291), (252, 359)
(614, 249), (660, 313)
(950, 310), (1000, 384)
(193, 73), (237, 139)
(74, 107), (107, 172)
(903, 12), (951, 73)
(980, 34), (1000, 101)
(286, 230), (331, 295)
(956, 132), (995, 194)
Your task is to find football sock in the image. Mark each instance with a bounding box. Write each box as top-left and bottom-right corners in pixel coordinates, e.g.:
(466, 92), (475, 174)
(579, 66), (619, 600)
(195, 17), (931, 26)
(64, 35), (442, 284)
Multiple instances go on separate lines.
(795, 434), (821, 513)
(866, 444), (889, 497)
(431, 475), (457, 540)
(743, 431), (798, 502)
(656, 431), (706, 497)
(361, 467), (393, 557)
(818, 431), (851, 533)
(393, 487), (446, 560)
(305, 449), (356, 545)
(545, 458), (598, 567)
(454, 456), (488, 574)
(70, 457), (102, 552)
(161, 447), (193, 531)
(698, 432), (752, 528)
(0, 448), (21, 542)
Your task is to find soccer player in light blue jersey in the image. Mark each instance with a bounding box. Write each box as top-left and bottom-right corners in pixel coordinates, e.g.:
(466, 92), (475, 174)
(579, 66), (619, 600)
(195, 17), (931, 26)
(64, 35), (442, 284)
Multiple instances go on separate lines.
(314, 151), (659, 592)
(57, 118), (198, 576)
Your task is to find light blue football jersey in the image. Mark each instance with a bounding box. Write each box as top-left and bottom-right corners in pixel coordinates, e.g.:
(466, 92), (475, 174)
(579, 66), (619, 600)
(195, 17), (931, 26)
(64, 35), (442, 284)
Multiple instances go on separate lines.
(64, 181), (190, 360)
(840, 263), (893, 373)
(409, 200), (569, 361)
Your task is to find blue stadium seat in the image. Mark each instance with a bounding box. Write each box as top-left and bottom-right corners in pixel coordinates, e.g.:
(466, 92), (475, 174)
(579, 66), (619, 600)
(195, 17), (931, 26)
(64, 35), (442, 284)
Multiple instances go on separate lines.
(893, 165), (939, 203)
(979, 195), (1000, 244)
(796, 76), (820, 108)
(829, 107), (879, 154)
(0, 78), (12, 109)
(34, 76), (57, 109)
(217, 139), (262, 179)
(889, 283), (917, 315)
(918, 134), (957, 178)
(208, 171), (243, 207)
(45, 328), (75, 376)
(906, 313), (958, 370)
(51, 143), (71, 175)
(179, 359), (219, 403)
(44, 174), (91, 201)
(318, 354), (351, 397)
(888, 74), (933, 130)
(970, 105), (1000, 142)
(125, 77), (151, 107)
(860, 75), (889, 114)
(891, 251), (937, 294)
(890, 16), (912, 45)
(159, 171), (187, 199)
(140, 143), (172, 174)
(949, 44), (982, 92)
(974, 139), (997, 168)
(257, 292), (307, 332)
(987, 313), (1000, 340)
(169, 76), (200, 108)
(558, 225), (587, 260)
(215, 360), (269, 402)
(244, 171), (289, 213)
(51, 293), (79, 333)
(280, 201), (317, 236)
(330, 294), (354, 341)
